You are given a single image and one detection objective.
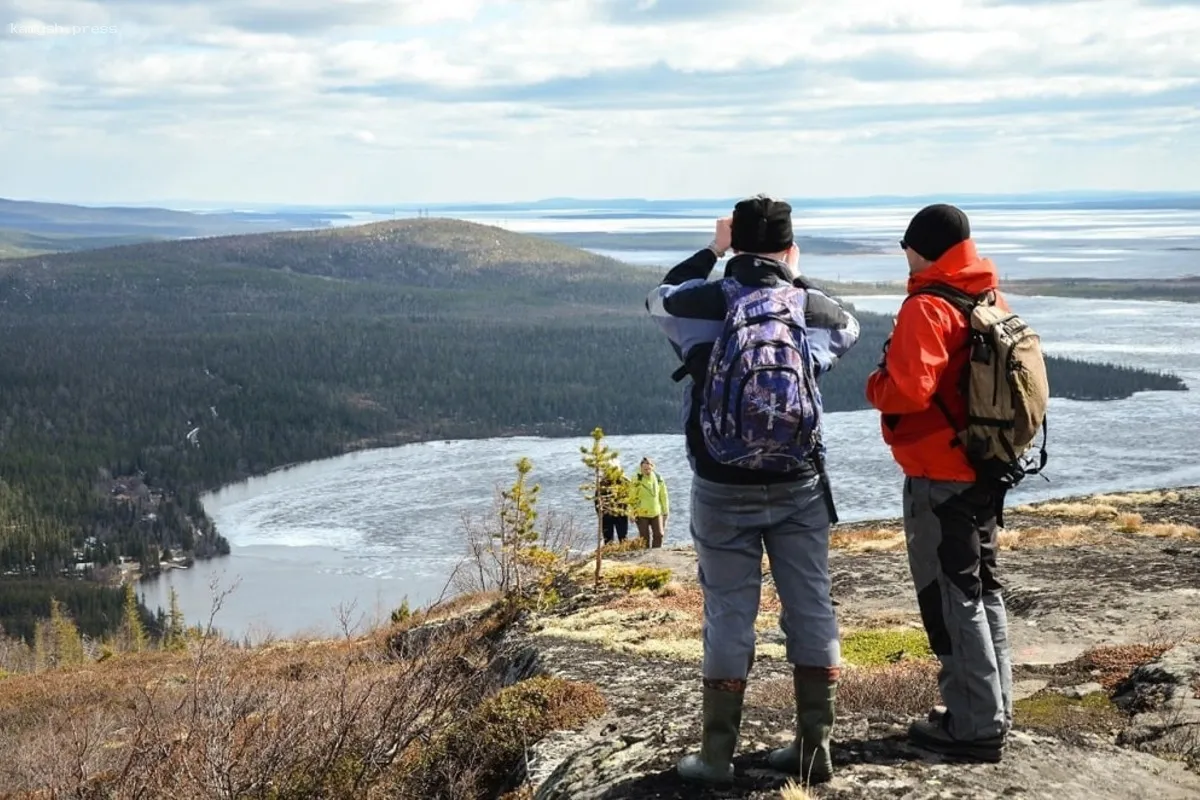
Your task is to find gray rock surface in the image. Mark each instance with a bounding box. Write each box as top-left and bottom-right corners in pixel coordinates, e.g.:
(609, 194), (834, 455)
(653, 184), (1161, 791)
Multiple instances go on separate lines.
(521, 527), (1200, 799)
(522, 495), (1200, 798)
(533, 716), (1200, 800)
(1115, 642), (1200, 766)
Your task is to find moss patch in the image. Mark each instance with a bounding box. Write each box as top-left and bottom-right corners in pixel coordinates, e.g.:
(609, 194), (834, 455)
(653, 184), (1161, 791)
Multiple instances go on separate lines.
(1014, 690), (1121, 736)
(842, 628), (933, 666)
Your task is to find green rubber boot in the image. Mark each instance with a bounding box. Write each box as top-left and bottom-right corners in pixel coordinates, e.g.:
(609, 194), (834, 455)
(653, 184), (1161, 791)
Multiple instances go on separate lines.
(768, 668), (837, 784)
(677, 684), (745, 784)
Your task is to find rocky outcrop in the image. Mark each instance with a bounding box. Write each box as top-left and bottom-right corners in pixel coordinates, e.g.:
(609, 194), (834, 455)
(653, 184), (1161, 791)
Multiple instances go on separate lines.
(1115, 643), (1200, 766)
(534, 722), (1200, 800)
(525, 633), (1200, 800)
(514, 489), (1200, 799)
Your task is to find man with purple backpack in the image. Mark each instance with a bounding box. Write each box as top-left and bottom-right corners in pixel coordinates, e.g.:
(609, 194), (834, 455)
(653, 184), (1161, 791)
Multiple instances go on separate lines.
(646, 195), (860, 785)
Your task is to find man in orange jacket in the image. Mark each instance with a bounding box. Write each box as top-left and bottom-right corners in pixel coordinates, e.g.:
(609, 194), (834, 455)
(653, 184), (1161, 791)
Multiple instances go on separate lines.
(866, 204), (1012, 763)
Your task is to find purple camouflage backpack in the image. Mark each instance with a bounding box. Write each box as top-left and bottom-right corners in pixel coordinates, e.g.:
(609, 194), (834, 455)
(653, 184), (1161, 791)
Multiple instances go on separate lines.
(699, 279), (821, 472)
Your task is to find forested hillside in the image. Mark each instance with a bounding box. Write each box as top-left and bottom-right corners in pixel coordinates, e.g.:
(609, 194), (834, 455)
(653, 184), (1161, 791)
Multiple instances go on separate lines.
(0, 218), (1186, 634)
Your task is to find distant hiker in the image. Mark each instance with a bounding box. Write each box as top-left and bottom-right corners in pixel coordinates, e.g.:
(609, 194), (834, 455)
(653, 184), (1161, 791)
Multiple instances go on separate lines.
(631, 457), (669, 548)
(646, 195), (860, 785)
(866, 204), (1049, 763)
(596, 465), (631, 544)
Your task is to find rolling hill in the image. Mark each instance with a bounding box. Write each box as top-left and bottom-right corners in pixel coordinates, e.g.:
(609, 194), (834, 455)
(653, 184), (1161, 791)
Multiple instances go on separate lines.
(0, 197), (351, 258)
(0, 218), (1186, 636)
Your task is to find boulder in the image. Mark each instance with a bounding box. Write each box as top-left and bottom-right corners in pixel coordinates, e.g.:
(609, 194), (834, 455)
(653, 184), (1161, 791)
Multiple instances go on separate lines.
(1114, 642), (1200, 765)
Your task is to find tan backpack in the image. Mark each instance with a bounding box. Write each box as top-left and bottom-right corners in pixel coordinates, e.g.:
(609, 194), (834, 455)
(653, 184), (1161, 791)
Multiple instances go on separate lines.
(913, 283), (1050, 488)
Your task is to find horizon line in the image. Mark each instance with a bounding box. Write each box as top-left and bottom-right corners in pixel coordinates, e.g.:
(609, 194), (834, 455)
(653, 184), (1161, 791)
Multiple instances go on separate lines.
(6, 188), (1200, 213)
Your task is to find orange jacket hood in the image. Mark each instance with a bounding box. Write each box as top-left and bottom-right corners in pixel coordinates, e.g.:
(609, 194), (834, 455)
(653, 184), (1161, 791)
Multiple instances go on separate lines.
(906, 239), (999, 297)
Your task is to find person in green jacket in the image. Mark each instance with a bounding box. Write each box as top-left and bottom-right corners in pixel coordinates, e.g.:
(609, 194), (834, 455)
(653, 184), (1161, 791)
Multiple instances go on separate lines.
(631, 457), (669, 548)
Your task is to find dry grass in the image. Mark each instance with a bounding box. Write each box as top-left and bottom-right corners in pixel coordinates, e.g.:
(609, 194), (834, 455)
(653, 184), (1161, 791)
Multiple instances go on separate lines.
(536, 589), (796, 662)
(1015, 501), (1120, 520)
(998, 525), (1106, 550)
(534, 605), (720, 661)
(833, 522), (1130, 553)
(830, 527), (905, 553)
(1136, 523), (1200, 539)
(656, 580), (684, 598)
(1116, 513), (1144, 533)
(780, 780), (813, 799)
(0, 602), (598, 800)
(1092, 491), (1180, 506)
(383, 590), (504, 640)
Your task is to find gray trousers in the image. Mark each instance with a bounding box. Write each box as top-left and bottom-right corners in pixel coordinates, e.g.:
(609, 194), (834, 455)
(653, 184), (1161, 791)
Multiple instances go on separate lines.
(690, 474), (840, 680)
(904, 477), (1013, 740)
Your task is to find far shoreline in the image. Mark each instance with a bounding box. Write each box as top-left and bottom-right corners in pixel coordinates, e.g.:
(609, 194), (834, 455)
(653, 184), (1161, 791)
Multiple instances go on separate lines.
(817, 276), (1200, 303)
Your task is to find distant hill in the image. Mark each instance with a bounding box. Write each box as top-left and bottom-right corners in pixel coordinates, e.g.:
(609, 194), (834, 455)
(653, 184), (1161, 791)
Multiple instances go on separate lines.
(10, 217), (631, 291)
(0, 218), (1186, 624)
(0, 197), (350, 257)
(538, 230), (882, 256)
(0, 227), (160, 259)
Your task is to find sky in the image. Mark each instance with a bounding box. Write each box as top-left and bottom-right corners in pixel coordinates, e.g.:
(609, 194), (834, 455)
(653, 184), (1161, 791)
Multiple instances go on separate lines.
(1, 0), (1198, 207)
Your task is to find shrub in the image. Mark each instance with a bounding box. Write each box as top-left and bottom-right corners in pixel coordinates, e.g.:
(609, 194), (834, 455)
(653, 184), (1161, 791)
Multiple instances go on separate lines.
(1073, 643), (1173, 691)
(604, 566), (672, 592)
(395, 676), (606, 798)
(599, 538), (648, 556)
(837, 660), (941, 716)
(0, 606), (524, 799)
(390, 597), (412, 624)
(751, 660), (941, 717)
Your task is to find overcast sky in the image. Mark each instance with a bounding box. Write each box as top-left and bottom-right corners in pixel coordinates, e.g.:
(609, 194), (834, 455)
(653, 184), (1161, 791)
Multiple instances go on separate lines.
(2, 0), (1198, 206)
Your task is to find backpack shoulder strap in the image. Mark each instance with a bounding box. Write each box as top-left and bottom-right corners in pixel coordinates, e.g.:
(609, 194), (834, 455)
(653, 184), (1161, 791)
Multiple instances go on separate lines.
(907, 282), (980, 318)
(904, 283), (980, 436)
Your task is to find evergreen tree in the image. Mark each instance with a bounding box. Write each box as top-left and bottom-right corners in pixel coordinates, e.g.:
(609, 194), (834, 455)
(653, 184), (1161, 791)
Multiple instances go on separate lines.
(580, 428), (625, 587)
(165, 587), (186, 651)
(121, 583), (147, 653)
(48, 597), (84, 666)
(498, 457), (539, 594)
(32, 618), (48, 671)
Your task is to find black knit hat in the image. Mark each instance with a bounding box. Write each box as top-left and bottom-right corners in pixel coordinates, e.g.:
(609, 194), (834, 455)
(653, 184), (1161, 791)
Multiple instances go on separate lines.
(901, 204), (971, 262)
(731, 194), (794, 254)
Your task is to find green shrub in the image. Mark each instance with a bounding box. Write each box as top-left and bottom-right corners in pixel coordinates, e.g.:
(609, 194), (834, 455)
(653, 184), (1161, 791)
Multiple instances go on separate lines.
(605, 566), (671, 592)
(390, 597), (412, 624)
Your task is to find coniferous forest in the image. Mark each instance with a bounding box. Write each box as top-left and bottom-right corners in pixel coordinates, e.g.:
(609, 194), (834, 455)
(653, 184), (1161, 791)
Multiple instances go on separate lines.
(0, 219), (1186, 636)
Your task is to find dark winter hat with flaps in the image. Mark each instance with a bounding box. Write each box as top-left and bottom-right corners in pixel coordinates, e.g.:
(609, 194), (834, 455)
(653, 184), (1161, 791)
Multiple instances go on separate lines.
(731, 194), (794, 254)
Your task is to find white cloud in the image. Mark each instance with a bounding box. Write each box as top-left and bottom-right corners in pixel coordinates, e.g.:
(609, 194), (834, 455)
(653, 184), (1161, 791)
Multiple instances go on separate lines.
(0, 0), (1197, 203)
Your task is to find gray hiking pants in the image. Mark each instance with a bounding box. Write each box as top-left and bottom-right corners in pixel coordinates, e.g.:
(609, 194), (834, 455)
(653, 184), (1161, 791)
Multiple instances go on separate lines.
(690, 474), (840, 680)
(904, 477), (1013, 741)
